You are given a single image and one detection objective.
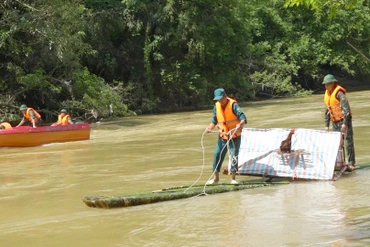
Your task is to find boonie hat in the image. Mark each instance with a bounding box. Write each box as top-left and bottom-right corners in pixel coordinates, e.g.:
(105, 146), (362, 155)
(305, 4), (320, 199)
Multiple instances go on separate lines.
(213, 88), (226, 101)
(19, 104), (27, 111)
(322, 74), (338, 85)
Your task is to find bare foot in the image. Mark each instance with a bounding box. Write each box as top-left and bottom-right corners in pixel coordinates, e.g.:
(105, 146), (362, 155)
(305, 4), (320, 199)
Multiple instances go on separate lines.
(347, 164), (355, 172)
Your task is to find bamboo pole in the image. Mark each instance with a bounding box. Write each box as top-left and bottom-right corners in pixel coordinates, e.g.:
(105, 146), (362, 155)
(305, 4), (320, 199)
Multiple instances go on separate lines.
(83, 181), (289, 209)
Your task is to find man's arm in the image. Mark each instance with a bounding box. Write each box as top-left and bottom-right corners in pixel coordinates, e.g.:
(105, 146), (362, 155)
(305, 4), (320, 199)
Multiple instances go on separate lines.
(31, 119), (36, 128)
(233, 103), (247, 130)
(29, 110), (37, 128)
(206, 106), (217, 132)
(324, 108), (330, 130)
(16, 118), (25, 127)
(337, 91), (351, 126)
(337, 91), (351, 134)
(67, 116), (74, 124)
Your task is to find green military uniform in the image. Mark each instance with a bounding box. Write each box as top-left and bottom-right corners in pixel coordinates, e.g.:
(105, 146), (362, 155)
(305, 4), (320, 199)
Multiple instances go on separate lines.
(18, 104), (42, 127)
(323, 75), (355, 166)
(210, 99), (247, 173)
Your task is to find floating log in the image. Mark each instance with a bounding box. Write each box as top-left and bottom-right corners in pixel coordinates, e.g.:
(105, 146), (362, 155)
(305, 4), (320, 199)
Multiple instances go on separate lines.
(83, 180), (289, 209)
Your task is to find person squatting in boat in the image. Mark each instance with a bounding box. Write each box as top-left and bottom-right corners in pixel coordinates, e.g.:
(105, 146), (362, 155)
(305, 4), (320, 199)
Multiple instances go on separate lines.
(51, 109), (74, 126)
(0, 120), (13, 130)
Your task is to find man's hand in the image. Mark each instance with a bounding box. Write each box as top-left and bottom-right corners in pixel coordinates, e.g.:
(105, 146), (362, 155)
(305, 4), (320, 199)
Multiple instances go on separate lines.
(206, 123), (215, 133)
(236, 120), (245, 131)
(16, 119), (24, 127)
(341, 124), (347, 135)
(32, 119), (37, 128)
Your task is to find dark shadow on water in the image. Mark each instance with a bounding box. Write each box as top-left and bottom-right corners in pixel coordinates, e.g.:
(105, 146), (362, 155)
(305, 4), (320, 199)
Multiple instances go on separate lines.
(91, 118), (149, 130)
(239, 96), (316, 109)
(89, 85), (370, 128)
(91, 114), (194, 130)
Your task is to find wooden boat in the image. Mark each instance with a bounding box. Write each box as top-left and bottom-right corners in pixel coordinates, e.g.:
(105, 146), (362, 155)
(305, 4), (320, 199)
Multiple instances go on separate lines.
(0, 123), (90, 147)
(83, 180), (289, 209)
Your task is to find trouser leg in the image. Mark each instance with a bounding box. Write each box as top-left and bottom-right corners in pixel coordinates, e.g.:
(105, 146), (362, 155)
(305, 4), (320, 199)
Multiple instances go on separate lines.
(212, 138), (228, 173)
(345, 120), (356, 165)
(228, 137), (241, 173)
(212, 136), (241, 173)
(332, 120), (356, 165)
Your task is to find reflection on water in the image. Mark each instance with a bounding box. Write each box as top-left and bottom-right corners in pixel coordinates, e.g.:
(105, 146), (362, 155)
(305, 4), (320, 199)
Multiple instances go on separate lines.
(0, 91), (369, 247)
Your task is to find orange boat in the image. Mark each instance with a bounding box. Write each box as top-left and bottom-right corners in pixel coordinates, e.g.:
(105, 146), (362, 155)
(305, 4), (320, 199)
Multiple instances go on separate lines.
(0, 123), (90, 147)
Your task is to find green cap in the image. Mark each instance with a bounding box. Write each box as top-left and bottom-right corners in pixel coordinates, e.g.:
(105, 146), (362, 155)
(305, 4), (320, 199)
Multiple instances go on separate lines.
(322, 74), (338, 85)
(60, 109), (67, 113)
(19, 104), (27, 111)
(213, 88), (226, 101)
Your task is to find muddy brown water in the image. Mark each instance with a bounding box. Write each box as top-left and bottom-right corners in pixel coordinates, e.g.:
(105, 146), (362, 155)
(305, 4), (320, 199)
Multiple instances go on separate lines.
(1, 90), (369, 246)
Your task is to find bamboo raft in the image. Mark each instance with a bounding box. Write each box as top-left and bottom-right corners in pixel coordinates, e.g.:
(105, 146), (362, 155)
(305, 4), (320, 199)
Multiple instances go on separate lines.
(83, 180), (289, 209)
(83, 165), (369, 209)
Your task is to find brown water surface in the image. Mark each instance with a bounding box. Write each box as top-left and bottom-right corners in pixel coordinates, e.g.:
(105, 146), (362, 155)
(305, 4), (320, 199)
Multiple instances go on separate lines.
(1, 90), (369, 246)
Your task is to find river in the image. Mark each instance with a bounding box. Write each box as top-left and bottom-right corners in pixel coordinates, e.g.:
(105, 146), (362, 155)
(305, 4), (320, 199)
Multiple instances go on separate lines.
(1, 90), (369, 247)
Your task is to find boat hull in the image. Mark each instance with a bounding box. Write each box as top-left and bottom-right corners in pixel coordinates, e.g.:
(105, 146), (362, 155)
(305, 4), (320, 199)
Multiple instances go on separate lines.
(0, 123), (90, 147)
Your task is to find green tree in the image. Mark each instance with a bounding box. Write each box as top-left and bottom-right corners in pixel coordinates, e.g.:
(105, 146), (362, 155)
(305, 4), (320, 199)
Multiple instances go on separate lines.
(0, 0), (132, 121)
(284, 0), (358, 16)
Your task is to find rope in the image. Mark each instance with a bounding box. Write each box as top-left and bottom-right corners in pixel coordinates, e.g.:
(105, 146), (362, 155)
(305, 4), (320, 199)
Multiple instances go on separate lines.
(185, 127), (239, 197)
(183, 129), (209, 194)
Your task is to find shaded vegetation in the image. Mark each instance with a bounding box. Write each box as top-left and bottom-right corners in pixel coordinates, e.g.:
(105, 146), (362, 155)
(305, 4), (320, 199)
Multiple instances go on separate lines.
(1, 0), (369, 123)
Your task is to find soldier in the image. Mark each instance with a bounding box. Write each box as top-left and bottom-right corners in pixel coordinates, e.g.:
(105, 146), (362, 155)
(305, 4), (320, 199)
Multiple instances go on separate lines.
(16, 104), (42, 128)
(205, 88), (247, 184)
(0, 120), (12, 130)
(322, 74), (355, 171)
(51, 109), (73, 126)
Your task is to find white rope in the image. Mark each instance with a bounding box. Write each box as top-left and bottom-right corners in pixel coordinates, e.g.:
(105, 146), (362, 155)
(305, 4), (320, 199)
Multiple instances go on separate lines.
(183, 129), (209, 194)
(185, 127), (239, 197)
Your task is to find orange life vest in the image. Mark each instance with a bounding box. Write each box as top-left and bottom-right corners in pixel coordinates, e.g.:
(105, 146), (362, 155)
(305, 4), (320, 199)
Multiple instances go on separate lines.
(324, 85), (351, 122)
(0, 122), (12, 129)
(56, 114), (71, 125)
(215, 98), (242, 140)
(23, 108), (41, 122)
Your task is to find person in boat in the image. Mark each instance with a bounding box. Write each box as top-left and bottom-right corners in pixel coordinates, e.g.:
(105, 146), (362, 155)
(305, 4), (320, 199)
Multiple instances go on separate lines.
(16, 104), (42, 128)
(0, 120), (13, 130)
(205, 88), (247, 185)
(51, 109), (73, 126)
(323, 74), (355, 172)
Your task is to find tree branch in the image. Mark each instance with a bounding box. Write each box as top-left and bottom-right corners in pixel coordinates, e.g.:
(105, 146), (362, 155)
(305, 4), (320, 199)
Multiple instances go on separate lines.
(7, 88), (30, 104)
(347, 41), (370, 63)
(15, 0), (40, 11)
(0, 103), (19, 110)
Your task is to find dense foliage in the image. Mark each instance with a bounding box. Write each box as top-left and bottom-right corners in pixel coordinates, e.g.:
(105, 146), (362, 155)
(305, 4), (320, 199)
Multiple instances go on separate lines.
(1, 0), (369, 122)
